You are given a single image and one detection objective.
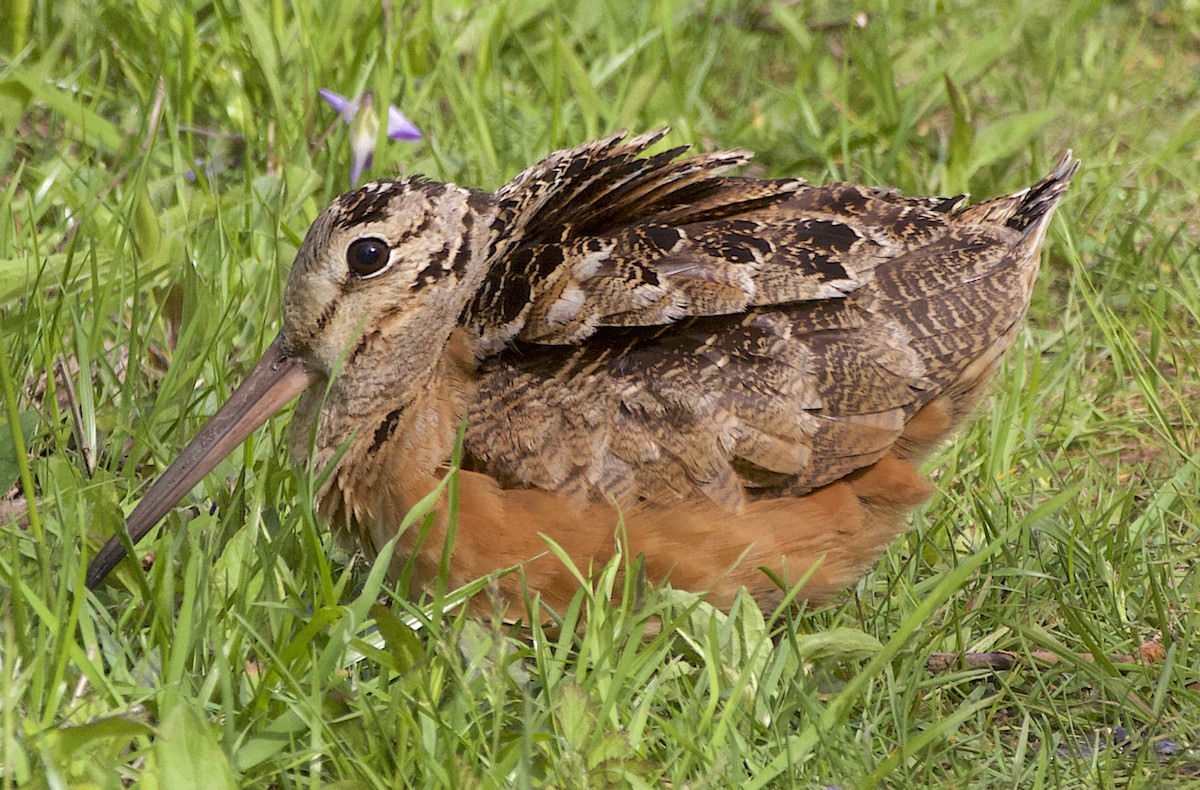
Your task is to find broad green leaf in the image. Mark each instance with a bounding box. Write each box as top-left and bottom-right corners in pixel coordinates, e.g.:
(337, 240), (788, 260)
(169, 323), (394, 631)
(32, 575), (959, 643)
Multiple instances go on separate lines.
(152, 703), (238, 790)
(53, 715), (153, 756)
(791, 627), (885, 663)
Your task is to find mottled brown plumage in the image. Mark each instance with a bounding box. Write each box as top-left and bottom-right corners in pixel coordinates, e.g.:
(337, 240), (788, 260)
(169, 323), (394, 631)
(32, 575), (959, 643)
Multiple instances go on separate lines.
(87, 132), (1077, 614)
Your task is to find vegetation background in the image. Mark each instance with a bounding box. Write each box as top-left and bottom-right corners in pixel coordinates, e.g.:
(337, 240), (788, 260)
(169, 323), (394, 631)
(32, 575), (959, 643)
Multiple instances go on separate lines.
(2, 0), (1198, 786)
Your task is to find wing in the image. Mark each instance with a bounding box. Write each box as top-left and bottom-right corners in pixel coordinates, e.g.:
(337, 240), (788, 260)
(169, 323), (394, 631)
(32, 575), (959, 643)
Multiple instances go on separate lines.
(462, 131), (964, 353)
(462, 144), (1077, 510)
(466, 299), (930, 510)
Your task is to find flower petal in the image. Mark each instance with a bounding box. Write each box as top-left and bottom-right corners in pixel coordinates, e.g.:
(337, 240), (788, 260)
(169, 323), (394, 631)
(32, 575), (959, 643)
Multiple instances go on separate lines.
(319, 89), (358, 120)
(386, 105), (422, 141)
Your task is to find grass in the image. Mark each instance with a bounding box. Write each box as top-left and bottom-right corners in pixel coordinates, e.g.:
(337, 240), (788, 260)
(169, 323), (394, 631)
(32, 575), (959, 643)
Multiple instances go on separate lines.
(2, 0), (1199, 786)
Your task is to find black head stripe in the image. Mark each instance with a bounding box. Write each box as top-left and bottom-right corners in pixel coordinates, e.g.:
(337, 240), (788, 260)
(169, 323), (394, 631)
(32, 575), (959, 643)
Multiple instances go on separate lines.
(335, 181), (404, 229)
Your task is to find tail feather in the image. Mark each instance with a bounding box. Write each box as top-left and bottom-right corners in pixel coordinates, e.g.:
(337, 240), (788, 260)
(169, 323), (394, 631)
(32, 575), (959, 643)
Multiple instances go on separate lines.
(1006, 151), (1080, 234)
(951, 152), (1080, 237)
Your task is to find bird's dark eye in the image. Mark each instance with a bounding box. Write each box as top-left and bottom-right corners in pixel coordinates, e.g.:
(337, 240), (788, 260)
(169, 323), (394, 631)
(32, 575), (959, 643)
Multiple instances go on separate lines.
(346, 237), (391, 278)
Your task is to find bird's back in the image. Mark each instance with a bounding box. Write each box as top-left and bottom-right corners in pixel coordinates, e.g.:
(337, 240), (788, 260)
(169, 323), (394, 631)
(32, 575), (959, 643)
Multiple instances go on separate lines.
(463, 144), (1078, 516)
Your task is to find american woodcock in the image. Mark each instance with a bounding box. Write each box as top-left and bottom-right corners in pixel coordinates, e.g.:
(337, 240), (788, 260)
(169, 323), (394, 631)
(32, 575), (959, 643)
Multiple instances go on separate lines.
(87, 132), (1077, 612)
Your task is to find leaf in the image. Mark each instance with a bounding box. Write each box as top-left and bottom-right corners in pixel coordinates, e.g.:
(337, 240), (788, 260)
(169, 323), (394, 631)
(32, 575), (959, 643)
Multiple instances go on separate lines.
(0, 410), (40, 491)
(233, 709), (310, 772)
(943, 74), (973, 194)
(553, 35), (601, 137)
(0, 254), (68, 307)
(53, 715), (153, 756)
(9, 68), (125, 152)
(371, 603), (423, 672)
(0, 77), (32, 133)
(554, 679), (594, 749)
(152, 703), (238, 790)
(969, 109), (1058, 174)
(133, 186), (162, 259)
(791, 627), (884, 663)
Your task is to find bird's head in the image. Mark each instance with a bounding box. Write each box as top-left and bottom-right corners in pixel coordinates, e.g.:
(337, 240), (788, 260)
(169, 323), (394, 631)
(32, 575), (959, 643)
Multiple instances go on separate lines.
(282, 179), (495, 383)
(85, 178), (497, 588)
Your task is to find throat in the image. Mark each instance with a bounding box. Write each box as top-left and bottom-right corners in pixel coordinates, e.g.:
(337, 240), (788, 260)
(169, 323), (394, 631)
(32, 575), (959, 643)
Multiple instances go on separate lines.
(360, 328), (477, 475)
(296, 330), (479, 524)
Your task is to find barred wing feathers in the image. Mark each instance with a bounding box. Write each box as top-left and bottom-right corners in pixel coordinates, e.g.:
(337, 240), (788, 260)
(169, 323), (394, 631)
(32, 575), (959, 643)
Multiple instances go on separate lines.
(463, 136), (1078, 510)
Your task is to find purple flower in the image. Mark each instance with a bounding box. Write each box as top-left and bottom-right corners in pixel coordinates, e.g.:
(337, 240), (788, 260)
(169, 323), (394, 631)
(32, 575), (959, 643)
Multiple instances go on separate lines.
(319, 89), (422, 185)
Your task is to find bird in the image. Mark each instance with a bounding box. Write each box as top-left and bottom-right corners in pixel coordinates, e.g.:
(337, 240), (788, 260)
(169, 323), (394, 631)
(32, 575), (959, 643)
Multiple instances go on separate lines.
(86, 131), (1078, 615)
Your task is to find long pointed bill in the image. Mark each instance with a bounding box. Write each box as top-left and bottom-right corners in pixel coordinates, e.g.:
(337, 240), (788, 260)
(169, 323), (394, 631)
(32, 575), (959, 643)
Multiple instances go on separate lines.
(86, 333), (315, 590)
